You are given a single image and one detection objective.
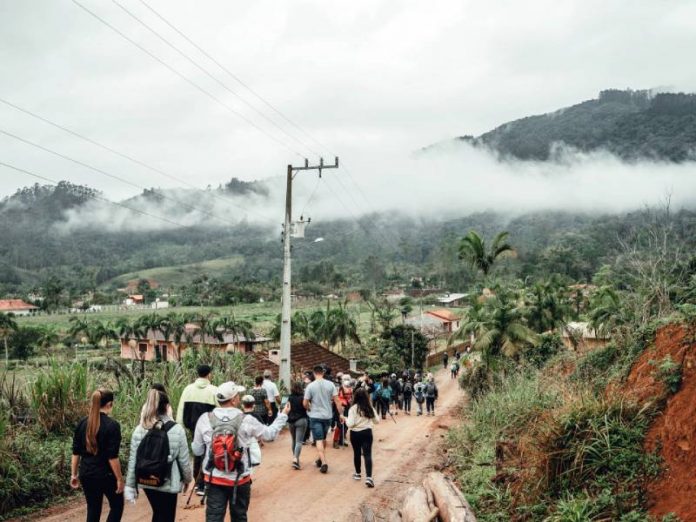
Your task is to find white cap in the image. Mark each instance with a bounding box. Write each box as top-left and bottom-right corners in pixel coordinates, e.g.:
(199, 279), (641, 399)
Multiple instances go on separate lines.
(241, 394), (255, 405)
(216, 381), (246, 402)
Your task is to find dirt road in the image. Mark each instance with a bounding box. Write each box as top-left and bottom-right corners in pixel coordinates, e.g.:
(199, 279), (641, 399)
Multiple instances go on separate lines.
(37, 369), (462, 522)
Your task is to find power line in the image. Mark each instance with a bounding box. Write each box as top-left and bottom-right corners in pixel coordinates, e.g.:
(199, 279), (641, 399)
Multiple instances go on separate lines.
(0, 128), (236, 228)
(0, 160), (193, 229)
(138, 0), (329, 156)
(111, 0), (321, 160)
(0, 96), (275, 224)
(121, 1), (393, 242)
(70, 0), (307, 160)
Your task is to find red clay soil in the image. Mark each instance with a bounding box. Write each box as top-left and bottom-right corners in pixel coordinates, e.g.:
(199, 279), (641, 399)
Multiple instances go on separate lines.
(620, 323), (696, 521)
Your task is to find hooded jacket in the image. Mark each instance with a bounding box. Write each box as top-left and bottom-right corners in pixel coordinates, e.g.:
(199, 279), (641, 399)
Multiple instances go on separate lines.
(191, 407), (287, 487)
(176, 378), (218, 432)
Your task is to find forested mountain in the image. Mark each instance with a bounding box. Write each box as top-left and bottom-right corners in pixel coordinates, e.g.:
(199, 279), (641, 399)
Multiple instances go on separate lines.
(2, 181), (695, 306)
(446, 89), (696, 161)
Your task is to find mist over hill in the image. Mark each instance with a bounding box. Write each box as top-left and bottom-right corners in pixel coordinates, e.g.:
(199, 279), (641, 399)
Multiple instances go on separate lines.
(430, 89), (696, 162)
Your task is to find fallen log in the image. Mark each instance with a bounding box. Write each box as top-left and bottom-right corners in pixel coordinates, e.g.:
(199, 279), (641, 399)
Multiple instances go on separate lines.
(424, 472), (477, 522)
(360, 504), (376, 522)
(401, 485), (434, 522)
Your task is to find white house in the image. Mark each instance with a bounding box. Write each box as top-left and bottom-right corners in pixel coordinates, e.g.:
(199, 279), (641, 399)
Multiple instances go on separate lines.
(0, 299), (38, 316)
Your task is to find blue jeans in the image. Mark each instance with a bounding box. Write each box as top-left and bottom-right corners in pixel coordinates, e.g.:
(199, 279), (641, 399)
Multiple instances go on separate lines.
(309, 418), (331, 441)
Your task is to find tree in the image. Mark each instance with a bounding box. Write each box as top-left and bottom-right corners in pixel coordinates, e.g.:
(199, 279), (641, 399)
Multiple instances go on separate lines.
(588, 286), (630, 336)
(326, 301), (361, 354)
(458, 230), (514, 277)
(451, 290), (538, 367)
(214, 315), (255, 352)
(381, 325), (428, 370)
(0, 312), (18, 364)
(524, 277), (570, 333)
(8, 325), (42, 360)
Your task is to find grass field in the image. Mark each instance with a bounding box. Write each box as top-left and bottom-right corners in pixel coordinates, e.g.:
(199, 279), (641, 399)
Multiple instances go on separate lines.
(105, 255), (245, 289)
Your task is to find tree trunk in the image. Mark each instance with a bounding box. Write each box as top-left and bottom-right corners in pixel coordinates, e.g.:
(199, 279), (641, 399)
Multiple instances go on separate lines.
(424, 472), (477, 522)
(4, 336), (8, 366)
(401, 486), (433, 522)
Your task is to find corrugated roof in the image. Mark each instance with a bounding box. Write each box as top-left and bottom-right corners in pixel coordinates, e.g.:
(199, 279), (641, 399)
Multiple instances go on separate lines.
(250, 341), (352, 376)
(437, 293), (468, 303)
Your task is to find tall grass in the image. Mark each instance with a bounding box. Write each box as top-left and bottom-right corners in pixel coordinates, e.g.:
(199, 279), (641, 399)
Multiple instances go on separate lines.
(30, 361), (90, 434)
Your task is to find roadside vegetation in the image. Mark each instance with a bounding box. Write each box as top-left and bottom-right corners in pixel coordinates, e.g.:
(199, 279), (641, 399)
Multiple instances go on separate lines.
(446, 204), (695, 521)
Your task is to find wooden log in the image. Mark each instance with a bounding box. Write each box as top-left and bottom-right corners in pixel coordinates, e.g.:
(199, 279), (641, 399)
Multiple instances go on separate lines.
(360, 504), (377, 522)
(424, 472), (477, 522)
(401, 485), (433, 522)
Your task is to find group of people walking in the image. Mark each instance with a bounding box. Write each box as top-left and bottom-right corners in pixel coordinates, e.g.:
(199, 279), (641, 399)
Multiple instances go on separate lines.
(70, 364), (442, 522)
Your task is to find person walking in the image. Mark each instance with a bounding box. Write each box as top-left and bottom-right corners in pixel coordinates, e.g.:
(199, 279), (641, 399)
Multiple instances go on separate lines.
(442, 352), (449, 369)
(390, 374), (402, 413)
(262, 369), (281, 423)
(346, 387), (379, 488)
(402, 379), (413, 415)
(413, 379), (426, 416)
(450, 362), (458, 380)
(240, 396), (263, 472)
(251, 375), (273, 424)
(425, 378), (439, 416)
(377, 377), (392, 419)
(333, 375), (353, 448)
(303, 365), (345, 474)
(287, 381), (309, 469)
(176, 364), (217, 495)
(124, 389), (193, 522)
(71, 388), (124, 522)
(192, 381), (289, 522)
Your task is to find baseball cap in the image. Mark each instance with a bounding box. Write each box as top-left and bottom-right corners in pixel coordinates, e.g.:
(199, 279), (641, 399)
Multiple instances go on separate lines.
(241, 394), (255, 405)
(216, 381), (246, 403)
(263, 370), (272, 378)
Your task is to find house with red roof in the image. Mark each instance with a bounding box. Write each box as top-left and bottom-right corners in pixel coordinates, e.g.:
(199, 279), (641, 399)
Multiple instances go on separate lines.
(406, 308), (461, 335)
(0, 299), (38, 316)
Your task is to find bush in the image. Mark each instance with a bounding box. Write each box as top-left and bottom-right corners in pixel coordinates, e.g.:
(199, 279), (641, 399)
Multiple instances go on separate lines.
(525, 332), (563, 368)
(654, 356), (682, 394)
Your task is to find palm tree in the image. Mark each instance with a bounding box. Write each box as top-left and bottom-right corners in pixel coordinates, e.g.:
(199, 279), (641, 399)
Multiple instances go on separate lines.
(458, 230), (514, 277)
(90, 321), (117, 349)
(450, 291), (538, 367)
(524, 278), (569, 333)
(326, 301), (361, 353)
(68, 317), (93, 347)
(0, 312), (18, 365)
(214, 315), (255, 352)
(588, 286), (630, 336)
(36, 325), (60, 351)
(309, 309), (329, 345)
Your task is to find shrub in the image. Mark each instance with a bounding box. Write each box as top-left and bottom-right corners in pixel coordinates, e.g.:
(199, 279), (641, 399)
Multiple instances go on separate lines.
(525, 332), (563, 368)
(654, 356), (682, 394)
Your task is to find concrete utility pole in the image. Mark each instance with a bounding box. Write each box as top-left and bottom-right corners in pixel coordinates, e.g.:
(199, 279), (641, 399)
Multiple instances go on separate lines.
(279, 157), (339, 389)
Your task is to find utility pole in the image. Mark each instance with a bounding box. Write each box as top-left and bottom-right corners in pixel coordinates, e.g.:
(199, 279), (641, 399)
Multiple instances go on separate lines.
(279, 157), (339, 389)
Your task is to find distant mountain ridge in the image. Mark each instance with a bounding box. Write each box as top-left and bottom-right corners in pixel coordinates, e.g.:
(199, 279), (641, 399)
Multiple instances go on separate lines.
(442, 89), (696, 162)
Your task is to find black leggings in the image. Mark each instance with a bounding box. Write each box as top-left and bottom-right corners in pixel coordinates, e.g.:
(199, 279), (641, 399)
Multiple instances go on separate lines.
(144, 489), (177, 522)
(350, 429), (373, 477)
(81, 474), (124, 522)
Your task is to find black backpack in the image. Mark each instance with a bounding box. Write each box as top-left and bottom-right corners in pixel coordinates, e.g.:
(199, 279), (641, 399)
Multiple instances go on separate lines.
(135, 420), (176, 488)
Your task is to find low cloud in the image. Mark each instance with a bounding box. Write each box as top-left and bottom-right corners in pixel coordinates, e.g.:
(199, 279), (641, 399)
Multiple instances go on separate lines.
(55, 143), (696, 233)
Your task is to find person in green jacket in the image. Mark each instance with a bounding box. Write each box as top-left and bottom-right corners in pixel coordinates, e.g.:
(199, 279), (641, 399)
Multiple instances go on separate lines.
(176, 365), (217, 494)
(125, 389), (193, 522)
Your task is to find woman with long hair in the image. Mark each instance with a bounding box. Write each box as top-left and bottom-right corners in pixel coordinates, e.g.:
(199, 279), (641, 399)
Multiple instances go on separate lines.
(346, 387), (379, 488)
(287, 380), (309, 469)
(71, 388), (124, 522)
(125, 389), (192, 522)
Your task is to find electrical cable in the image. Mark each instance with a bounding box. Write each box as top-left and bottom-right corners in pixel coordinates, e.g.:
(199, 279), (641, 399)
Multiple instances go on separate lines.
(70, 0), (307, 161)
(0, 160), (194, 229)
(0, 128), (237, 228)
(111, 0), (321, 160)
(0, 96), (276, 224)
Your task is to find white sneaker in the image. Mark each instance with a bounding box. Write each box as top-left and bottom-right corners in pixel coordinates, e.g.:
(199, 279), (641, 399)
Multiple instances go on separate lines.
(353, 472), (361, 480)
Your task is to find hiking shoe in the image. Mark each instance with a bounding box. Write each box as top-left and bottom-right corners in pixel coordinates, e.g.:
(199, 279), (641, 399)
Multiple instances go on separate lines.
(365, 477), (375, 488)
(320, 464), (328, 474)
(195, 486), (205, 496)
(352, 472), (361, 480)
(315, 458), (322, 468)
(333, 441), (340, 449)
(292, 461), (300, 470)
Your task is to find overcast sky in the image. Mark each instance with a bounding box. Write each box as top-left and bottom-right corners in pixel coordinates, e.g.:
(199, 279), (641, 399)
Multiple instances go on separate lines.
(1, 0), (696, 209)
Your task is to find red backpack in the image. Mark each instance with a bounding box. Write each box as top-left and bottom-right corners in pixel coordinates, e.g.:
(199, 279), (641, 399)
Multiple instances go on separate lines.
(206, 413), (244, 474)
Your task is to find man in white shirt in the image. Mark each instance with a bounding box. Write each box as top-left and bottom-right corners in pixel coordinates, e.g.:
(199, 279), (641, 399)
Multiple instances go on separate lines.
(262, 369), (281, 423)
(192, 381), (289, 522)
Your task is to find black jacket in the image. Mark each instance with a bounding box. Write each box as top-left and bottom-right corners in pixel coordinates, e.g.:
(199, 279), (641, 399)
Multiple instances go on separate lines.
(72, 413), (121, 478)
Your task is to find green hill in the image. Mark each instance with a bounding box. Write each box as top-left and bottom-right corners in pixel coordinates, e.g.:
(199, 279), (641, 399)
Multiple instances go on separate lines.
(107, 256), (244, 289)
(450, 89), (696, 161)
